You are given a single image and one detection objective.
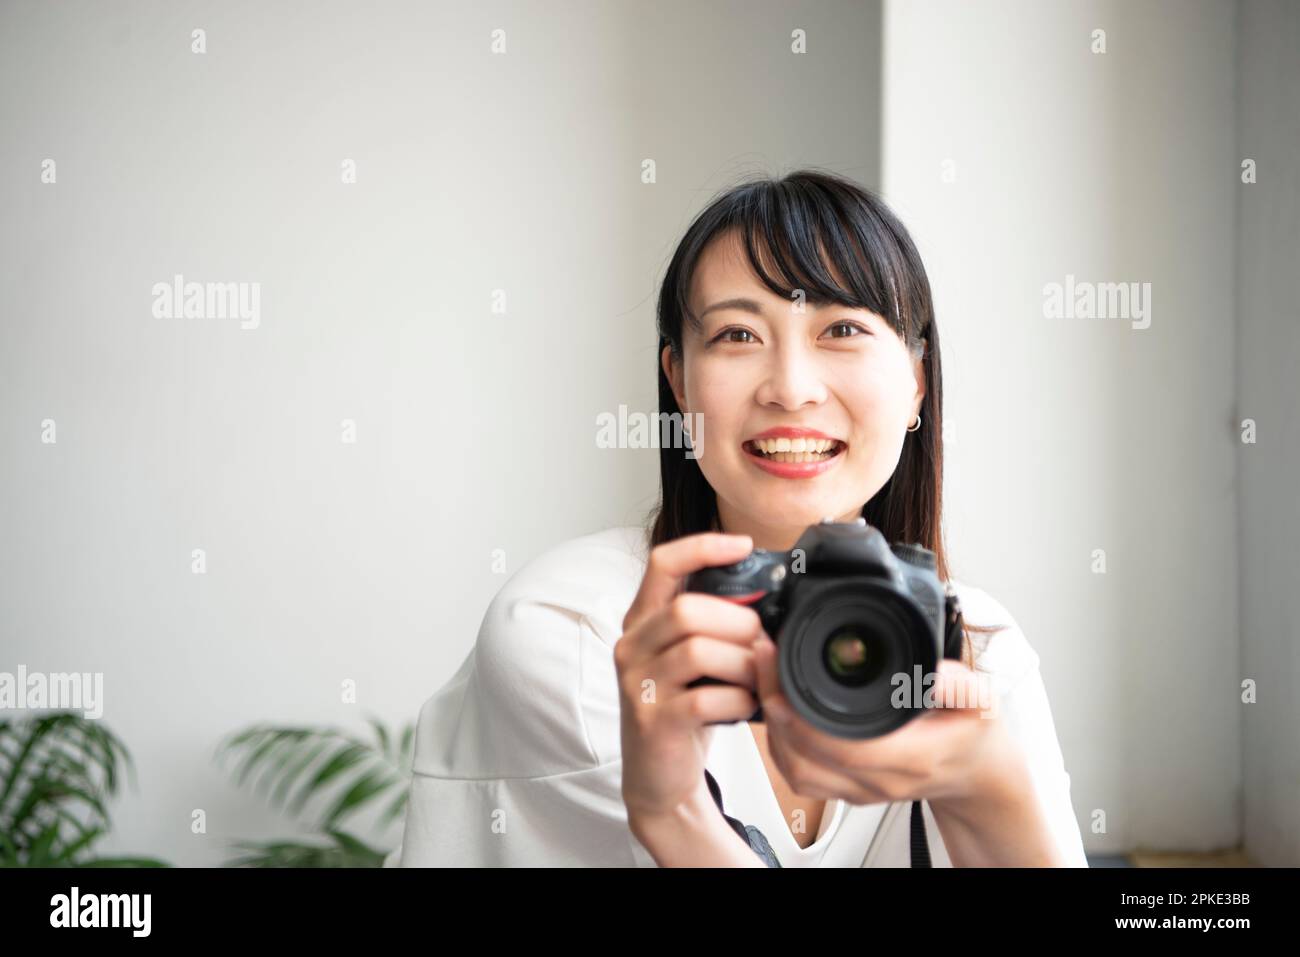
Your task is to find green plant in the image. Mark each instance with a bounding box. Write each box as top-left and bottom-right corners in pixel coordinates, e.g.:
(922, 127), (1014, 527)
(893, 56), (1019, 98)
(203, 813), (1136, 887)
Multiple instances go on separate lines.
(0, 711), (168, 867)
(215, 714), (414, 867)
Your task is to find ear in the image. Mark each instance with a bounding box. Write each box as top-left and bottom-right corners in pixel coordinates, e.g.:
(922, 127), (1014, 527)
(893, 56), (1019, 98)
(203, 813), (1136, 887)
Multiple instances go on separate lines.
(910, 340), (927, 419)
(661, 344), (687, 411)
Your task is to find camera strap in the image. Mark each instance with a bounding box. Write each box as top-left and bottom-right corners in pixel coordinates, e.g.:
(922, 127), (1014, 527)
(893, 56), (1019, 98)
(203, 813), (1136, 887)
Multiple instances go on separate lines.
(704, 769), (782, 867)
(910, 800), (932, 867)
(705, 769), (933, 867)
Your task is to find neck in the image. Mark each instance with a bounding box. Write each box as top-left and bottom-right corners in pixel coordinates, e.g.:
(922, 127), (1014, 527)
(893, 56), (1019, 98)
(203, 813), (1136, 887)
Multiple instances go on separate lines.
(715, 499), (864, 552)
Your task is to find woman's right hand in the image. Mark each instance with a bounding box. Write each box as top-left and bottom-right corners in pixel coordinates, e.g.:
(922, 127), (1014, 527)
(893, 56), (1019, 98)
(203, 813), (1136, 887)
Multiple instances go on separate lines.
(615, 533), (766, 834)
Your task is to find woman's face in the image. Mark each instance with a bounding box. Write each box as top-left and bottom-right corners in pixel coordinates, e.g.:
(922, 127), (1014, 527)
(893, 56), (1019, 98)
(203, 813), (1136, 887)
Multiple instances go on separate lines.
(662, 229), (926, 552)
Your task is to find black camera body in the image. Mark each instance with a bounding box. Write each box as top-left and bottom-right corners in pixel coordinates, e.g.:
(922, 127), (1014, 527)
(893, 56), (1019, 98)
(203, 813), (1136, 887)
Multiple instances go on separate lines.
(684, 517), (964, 739)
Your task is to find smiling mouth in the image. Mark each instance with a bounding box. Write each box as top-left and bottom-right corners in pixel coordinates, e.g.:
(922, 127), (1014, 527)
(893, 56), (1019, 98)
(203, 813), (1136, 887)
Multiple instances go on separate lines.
(742, 437), (847, 464)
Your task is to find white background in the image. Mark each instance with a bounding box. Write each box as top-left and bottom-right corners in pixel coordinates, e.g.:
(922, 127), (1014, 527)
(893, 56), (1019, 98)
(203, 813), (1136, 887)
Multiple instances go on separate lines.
(1, 0), (1295, 866)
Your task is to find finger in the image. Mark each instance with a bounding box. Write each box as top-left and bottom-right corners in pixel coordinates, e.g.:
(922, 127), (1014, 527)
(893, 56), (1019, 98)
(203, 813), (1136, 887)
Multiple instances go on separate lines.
(752, 629), (782, 703)
(761, 703), (918, 805)
(623, 533), (753, 632)
(926, 660), (999, 716)
(651, 637), (756, 693)
(762, 725), (884, 804)
(627, 592), (763, 665)
(665, 685), (759, 731)
(768, 682), (985, 778)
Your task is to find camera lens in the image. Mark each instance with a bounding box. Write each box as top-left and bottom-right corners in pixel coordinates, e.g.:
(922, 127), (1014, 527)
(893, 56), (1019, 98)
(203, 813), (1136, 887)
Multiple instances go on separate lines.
(822, 628), (881, 686)
(778, 578), (937, 738)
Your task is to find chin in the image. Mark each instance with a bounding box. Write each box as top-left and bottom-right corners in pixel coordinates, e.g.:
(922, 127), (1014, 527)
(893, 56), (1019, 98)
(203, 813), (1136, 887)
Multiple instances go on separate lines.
(739, 489), (851, 525)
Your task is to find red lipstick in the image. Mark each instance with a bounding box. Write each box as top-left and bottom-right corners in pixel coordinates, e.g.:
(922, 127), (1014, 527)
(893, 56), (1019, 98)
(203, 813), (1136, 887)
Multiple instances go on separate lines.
(742, 427), (846, 479)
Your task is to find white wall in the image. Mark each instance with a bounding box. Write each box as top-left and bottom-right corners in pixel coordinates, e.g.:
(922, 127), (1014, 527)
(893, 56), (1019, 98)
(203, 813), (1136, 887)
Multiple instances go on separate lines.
(0, 0), (881, 866)
(1237, 0), (1300, 869)
(881, 0), (1241, 855)
(4, 0), (1292, 868)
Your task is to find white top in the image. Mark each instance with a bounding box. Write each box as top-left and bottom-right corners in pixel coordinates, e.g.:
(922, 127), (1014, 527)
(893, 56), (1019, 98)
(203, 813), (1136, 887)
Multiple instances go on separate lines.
(386, 525), (1088, 867)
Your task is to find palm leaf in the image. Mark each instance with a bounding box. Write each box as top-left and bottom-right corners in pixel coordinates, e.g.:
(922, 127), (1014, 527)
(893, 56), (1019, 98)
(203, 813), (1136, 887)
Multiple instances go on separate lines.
(224, 828), (388, 868)
(0, 711), (164, 867)
(78, 856), (169, 868)
(269, 739), (331, 808)
(321, 770), (392, 829)
(215, 712), (413, 842)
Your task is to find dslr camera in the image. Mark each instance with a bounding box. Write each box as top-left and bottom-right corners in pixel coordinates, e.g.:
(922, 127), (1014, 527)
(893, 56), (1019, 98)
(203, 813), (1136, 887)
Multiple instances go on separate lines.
(684, 517), (964, 739)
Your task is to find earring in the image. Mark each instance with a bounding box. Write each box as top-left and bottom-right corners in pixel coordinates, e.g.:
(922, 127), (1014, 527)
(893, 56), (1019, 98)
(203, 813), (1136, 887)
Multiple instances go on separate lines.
(906, 412), (922, 433)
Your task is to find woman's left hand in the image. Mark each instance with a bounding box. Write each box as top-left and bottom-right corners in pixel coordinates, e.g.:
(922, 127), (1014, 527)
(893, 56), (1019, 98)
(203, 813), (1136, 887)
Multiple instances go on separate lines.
(750, 630), (1025, 810)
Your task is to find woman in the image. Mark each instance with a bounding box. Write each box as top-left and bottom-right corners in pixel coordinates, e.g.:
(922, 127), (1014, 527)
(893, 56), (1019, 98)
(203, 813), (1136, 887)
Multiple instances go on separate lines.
(389, 169), (1088, 867)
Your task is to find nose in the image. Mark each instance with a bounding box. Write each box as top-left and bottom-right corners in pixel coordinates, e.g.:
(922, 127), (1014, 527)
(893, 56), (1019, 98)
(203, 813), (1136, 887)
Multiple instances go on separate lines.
(753, 342), (829, 411)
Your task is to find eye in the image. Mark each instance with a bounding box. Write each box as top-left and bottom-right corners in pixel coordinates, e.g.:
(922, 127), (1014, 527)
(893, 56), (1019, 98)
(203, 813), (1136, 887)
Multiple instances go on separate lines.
(823, 320), (870, 339)
(711, 327), (759, 344)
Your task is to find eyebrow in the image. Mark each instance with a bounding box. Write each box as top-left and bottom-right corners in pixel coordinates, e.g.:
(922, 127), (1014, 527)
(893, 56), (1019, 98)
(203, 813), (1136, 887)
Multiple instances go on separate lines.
(697, 296), (873, 323)
(698, 297), (766, 320)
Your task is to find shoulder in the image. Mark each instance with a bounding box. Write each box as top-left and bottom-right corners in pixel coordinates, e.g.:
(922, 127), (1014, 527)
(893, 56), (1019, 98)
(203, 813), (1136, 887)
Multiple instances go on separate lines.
(947, 578), (1042, 690)
(413, 526), (648, 778)
(485, 525), (649, 646)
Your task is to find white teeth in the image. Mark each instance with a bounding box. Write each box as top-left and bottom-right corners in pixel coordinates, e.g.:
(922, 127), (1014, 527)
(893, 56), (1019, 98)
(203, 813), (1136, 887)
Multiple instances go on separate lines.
(765, 451), (827, 463)
(749, 437), (841, 458)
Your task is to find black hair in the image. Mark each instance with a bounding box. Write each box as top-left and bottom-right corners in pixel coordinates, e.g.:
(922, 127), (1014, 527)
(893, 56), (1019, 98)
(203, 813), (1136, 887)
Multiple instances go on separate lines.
(646, 168), (1002, 665)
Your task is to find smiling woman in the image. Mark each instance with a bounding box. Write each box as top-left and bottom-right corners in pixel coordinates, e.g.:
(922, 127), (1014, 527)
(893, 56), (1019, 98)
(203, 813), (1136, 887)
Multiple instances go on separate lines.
(390, 169), (1088, 869)
(651, 171), (940, 578)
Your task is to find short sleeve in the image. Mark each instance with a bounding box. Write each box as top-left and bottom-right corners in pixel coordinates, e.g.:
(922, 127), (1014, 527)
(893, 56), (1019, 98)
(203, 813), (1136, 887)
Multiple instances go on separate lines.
(392, 531), (659, 866)
(961, 585), (1089, 867)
